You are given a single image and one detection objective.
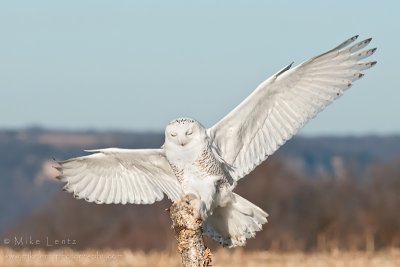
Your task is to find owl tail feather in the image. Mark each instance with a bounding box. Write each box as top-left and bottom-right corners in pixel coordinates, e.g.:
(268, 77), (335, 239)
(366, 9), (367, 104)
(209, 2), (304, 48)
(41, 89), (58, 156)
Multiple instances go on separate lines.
(202, 193), (268, 247)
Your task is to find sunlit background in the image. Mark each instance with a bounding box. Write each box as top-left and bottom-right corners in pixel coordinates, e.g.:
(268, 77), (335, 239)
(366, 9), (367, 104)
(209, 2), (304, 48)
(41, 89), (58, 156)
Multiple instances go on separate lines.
(0, 1), (399, 266)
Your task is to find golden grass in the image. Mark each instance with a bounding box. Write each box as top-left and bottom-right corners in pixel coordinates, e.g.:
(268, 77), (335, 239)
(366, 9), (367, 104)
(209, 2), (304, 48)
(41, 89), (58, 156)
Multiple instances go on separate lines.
(0, 248), (399, 267)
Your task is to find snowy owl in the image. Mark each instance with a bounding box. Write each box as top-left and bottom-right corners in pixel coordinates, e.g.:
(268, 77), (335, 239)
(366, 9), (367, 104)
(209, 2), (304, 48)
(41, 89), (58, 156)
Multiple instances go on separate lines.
(56, 35), (376, 247)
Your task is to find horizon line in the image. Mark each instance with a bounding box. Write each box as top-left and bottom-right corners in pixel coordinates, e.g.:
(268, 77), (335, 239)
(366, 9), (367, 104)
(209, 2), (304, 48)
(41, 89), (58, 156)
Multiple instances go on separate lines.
(0, 125), (399, 138)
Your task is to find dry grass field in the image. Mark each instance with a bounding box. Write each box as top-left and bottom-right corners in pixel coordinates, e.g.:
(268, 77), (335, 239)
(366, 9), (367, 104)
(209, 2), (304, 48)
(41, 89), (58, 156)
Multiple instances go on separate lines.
(1, 248), (399, 267)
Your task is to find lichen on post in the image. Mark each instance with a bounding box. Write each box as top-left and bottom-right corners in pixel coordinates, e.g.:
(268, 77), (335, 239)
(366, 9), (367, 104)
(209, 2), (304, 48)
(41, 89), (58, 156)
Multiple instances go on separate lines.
(169, 195), (212, 267)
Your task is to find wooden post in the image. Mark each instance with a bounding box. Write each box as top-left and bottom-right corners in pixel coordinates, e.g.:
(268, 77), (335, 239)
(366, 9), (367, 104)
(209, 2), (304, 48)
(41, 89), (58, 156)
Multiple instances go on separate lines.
(169, 195), (212, 267)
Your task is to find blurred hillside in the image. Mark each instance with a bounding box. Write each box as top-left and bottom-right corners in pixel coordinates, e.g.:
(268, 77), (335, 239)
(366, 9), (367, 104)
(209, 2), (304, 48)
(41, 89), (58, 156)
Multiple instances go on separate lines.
(0, 128), (399, 251)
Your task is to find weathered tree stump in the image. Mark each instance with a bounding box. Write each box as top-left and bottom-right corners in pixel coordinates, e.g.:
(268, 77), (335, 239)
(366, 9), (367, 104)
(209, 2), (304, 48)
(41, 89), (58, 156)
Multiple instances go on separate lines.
(169, 195), (212, 267)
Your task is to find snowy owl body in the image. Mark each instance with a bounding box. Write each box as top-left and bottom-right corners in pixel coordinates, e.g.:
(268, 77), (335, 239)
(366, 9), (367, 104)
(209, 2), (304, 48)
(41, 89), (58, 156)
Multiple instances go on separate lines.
(163, 118), (232, 218)
(56, 35), (376, 248)
(162, 118), (268, 246)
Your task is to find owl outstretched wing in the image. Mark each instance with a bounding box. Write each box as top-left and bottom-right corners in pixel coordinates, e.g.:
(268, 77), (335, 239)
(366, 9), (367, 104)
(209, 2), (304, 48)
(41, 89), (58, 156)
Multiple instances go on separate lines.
(55, 148), (183, 204)
(208, 35), (377, 181)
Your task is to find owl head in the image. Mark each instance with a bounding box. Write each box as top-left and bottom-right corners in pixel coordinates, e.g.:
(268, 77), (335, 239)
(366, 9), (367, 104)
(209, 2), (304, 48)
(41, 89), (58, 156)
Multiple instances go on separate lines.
(164, 117), (206, 148)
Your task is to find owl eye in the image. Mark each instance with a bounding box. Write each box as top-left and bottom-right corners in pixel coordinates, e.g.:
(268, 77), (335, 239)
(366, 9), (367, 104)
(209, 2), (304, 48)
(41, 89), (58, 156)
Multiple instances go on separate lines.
(186, 130), (193, 136)
(170, 132), (177, 137)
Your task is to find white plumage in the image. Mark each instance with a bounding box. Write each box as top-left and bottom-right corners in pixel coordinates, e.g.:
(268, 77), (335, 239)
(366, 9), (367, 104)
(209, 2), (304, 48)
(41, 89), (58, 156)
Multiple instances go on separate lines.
(57, 149), (182, 204)
(56, 35), (376, 247)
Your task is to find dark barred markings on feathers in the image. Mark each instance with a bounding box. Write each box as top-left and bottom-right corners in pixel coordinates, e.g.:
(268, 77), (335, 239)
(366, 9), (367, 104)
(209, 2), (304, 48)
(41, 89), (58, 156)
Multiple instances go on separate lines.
(169, 163), (184, 183)
(169, 117), (195, 125)
(194, 146), (225, 177)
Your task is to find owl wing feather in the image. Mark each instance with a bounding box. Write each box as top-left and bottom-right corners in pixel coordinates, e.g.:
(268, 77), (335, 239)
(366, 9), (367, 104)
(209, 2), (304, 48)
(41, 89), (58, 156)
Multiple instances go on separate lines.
(208, 35), (377, 181)
(56, 148), (183, 204)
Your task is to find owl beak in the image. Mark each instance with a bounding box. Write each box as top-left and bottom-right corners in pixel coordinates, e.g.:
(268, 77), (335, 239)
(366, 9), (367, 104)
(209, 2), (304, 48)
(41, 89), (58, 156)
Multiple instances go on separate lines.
(178, 138), (186, 146)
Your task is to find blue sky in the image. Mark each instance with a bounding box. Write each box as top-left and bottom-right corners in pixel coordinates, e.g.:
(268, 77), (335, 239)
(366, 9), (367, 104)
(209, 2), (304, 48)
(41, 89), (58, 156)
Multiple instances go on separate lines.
(0, 1), (398, 135)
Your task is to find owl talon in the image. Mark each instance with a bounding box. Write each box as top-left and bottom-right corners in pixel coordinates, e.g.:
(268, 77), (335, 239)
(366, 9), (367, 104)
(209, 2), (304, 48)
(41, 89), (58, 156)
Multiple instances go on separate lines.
(182, 194), (208, 221)
(185, 193), (198, 202)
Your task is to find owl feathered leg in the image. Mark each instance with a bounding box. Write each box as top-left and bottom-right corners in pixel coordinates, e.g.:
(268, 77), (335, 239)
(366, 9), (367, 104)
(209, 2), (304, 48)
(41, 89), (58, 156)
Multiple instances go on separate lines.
(202, 193), (268, 247)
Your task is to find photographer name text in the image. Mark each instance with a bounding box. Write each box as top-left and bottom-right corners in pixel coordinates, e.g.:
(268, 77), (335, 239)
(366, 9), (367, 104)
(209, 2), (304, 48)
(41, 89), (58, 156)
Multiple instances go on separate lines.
(3, 236), (77, 247)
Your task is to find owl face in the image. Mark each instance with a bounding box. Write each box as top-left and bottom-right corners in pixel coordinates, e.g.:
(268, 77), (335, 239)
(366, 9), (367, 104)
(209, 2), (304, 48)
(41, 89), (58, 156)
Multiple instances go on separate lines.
(165, 118), (206, 148)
